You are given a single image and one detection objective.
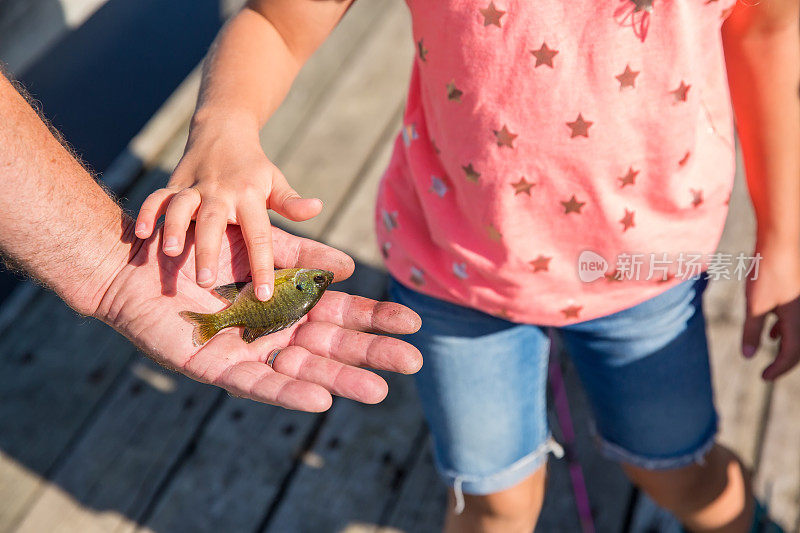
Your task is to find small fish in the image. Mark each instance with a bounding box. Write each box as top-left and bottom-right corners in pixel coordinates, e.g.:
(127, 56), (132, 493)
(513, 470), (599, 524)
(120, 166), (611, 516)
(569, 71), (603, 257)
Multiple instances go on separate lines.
(180, 268), (334, 346)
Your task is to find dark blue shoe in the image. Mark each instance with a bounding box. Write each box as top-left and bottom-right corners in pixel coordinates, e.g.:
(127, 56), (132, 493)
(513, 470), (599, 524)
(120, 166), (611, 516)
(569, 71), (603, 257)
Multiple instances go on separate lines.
(752, 499), (784, 533)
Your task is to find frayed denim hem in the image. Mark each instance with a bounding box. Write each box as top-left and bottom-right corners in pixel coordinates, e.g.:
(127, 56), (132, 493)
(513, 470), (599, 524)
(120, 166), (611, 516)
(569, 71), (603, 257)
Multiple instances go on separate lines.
(595, 432), (716, 470)
(433, 436), (565, 515)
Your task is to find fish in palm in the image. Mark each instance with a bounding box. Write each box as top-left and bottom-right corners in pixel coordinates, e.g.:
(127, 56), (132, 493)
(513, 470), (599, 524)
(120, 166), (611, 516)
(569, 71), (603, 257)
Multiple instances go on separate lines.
(180, 268), (334, 345)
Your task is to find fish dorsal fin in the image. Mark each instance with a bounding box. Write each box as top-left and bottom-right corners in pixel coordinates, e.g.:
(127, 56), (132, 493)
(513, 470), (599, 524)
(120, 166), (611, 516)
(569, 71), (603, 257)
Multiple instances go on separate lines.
(213, 282), (248, 302)
(241, 327), (269, 344)
(273, 268), (302, 289)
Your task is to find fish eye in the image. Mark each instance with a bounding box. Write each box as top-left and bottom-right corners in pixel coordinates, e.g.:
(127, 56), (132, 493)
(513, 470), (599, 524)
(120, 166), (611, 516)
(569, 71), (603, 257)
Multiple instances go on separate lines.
(313, 275), (326, 284)
(296, 283), (303, 291)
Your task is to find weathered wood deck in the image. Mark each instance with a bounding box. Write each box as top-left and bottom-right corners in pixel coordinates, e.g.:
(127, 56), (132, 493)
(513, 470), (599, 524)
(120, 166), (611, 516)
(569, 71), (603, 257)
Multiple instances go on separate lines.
(1, 1), (798, 531)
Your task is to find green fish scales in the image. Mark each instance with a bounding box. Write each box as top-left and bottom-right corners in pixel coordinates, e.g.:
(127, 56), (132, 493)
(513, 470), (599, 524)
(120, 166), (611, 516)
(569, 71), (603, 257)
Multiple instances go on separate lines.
(180, 268), (334, 345)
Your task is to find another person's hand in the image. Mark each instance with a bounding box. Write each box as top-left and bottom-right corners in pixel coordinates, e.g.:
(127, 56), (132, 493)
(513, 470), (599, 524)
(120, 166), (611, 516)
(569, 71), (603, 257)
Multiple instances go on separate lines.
(95, 223), (422, 411)
(742, 240), (800, 381)
(134, 116), (322, 301)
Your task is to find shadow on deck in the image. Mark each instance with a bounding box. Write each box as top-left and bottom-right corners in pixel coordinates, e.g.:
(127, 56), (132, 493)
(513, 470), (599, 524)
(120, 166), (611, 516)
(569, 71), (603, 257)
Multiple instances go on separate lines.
(1, 1), (798, 532)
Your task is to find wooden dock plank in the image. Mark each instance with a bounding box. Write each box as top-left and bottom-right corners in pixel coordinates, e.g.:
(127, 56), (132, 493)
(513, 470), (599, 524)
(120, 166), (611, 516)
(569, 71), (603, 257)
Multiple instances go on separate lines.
(754, 371), (800, 530)
(537, 436), (584, 532)
(0, 0), (110, 74)
(13, 360), (220, 533)
(0, 452), (43, 530)
(135, 400), (319, 533)
(321, 110), (400, 265)
(0, 291), (58, 367)
(322, 110), (402, 299)
(377, 440), (447, 533)
(102, 65), (200, 192)
(0, 323), (131, 469)
(264, 372), (424, 533)
(275, 1), (413, 238)
(0, 304), (137, 530)
(0, 33), (203, 526)
(629, 494), (683, 533)
(0, 282), (41, 341)
(260, 0), (396, 165)
(121, 123), (192, 212)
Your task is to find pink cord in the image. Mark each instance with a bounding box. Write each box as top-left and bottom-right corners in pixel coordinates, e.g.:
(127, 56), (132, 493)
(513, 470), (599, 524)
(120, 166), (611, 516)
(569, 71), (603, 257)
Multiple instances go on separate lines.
(548, 332), (596, 533)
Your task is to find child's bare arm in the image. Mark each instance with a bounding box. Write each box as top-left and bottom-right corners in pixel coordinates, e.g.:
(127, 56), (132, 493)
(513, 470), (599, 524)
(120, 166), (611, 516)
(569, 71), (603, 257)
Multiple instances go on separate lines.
(722, 0), (800, 379)
(194, 0), (354, 127)
(136, 0), (354, 301)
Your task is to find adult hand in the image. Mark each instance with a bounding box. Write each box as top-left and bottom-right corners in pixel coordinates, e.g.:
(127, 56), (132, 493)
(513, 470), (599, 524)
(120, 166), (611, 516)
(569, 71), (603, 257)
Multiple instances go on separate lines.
(742, 241), (800, 381)
(94, 223), (422, 411)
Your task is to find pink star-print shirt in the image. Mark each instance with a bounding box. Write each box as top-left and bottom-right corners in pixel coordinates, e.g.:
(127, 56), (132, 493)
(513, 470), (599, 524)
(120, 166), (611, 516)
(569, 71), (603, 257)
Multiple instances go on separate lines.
(375, 0), (738, 325)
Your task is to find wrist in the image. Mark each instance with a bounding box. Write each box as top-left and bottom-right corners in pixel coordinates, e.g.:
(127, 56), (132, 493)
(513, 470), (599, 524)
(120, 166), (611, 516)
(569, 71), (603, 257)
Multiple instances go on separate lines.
(756, 224), (800, 253)
(186, 108), (263, 159)
(67, 214), (142, 318)
(189, 105), (261, 138)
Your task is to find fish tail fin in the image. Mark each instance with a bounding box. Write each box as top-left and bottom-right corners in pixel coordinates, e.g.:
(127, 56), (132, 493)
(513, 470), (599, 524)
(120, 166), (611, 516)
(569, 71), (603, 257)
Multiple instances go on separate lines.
(179, 311), (222, 346)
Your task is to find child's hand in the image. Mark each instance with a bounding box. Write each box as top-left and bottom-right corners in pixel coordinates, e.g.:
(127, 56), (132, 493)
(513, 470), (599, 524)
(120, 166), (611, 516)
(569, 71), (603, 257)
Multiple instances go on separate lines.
(742, 240), (800, 380)
(134, 118), (323, 300)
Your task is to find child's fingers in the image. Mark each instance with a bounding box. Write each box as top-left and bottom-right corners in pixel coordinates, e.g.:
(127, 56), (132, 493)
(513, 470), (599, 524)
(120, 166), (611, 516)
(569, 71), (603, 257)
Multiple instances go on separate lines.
(763, 304), (800, 381)
(162, 188), (201, 256)
(769, 319), (781, 339)
(136, 188), (176, 238)
(193, 203), (229, 288)
(762, 324), (800, 380)
(237, 198), (275, 301)
(741, 312), (765, 359)
(268, 171), (322, 222)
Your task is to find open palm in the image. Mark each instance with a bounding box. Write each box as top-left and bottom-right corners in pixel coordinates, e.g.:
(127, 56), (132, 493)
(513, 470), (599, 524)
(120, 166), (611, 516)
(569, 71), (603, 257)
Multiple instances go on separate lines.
(94, 224), (422, 412)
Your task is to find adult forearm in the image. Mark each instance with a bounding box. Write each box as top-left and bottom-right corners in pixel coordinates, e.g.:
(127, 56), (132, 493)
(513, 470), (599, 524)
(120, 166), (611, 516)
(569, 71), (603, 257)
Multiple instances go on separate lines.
(0, 74), (134, 315)
(722, 2), (800, 245)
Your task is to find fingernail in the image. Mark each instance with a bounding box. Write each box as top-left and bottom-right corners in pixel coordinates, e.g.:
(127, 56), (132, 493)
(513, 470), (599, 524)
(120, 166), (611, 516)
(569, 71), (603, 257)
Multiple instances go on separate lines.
(197, 268), (212, 285)
(256, 285), (272, 301)
(743, 345), (756, 358)
(135, 222), (146, 235)
(164, 237), (179, 251)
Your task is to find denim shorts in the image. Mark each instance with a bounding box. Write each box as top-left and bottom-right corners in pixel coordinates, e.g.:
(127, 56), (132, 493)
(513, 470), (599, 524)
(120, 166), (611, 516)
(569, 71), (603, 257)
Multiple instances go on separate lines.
(389, 275), (717, 497)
